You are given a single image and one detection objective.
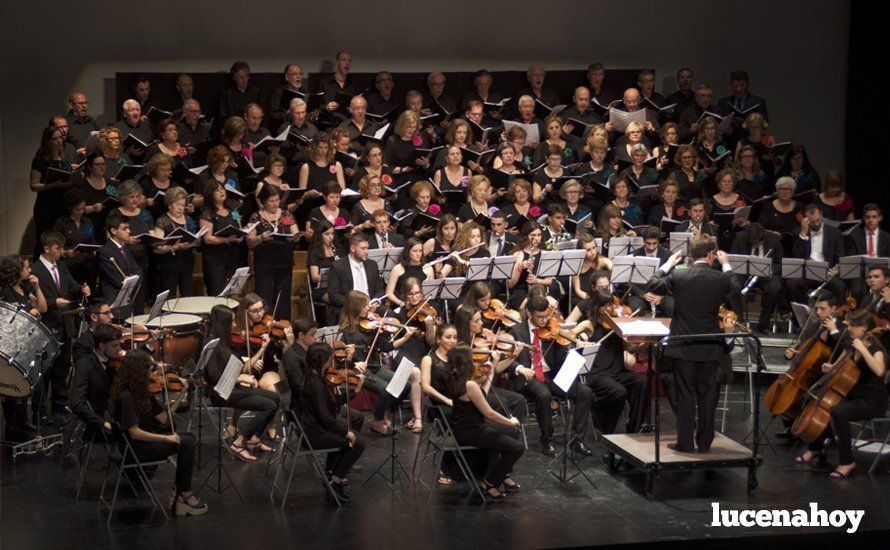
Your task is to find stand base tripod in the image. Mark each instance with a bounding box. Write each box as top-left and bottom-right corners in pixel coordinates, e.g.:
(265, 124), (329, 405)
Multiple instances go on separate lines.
(195, 406), (243, 500)
(364, 429), (410, 491)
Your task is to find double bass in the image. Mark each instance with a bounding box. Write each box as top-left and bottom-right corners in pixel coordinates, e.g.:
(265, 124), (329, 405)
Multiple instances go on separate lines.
(764, 297), (855, 419)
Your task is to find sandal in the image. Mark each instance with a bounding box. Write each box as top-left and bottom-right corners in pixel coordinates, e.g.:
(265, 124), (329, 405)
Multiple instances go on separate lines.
(480, 480), (504, 500)
(406, 418), (423, 434)
(830, 465), (856, 479)
(503, 475), (521, 493)
(248, 441), (274, 453)
(175, 492), (208, 516)
(224, 424), (238, 440)
(228, 443), (257, 462)
(794, 450), (826, 465)
(436, 470), (453, 486)
(371, 421), (394, 436)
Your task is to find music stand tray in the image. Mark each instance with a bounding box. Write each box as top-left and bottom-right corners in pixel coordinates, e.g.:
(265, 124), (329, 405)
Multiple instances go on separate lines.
(466, 256), (515, 282)
(536, 250), (586, 278)
(422, 277), (466, 301)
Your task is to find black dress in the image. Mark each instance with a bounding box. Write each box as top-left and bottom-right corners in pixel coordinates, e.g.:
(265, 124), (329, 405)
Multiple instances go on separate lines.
(76, 177), (114, 239)
(54, 214), (98, 288)
(248, 210), (296, 320)
(200, 206), (245, 295)
(154, 214), (197, 297)
(31, 156), (72, 244)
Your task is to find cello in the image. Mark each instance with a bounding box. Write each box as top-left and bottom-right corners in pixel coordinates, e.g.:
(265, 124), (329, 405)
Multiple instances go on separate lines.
(791, 327), (884, 442)
(764, 297), (855, 419)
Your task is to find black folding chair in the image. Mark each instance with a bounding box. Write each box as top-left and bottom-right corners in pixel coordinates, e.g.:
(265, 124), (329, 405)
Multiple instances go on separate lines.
(415, 405), (487, 504)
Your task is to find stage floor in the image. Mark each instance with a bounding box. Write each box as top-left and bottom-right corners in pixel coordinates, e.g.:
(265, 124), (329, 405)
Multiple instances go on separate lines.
(3, 381), (890, 549)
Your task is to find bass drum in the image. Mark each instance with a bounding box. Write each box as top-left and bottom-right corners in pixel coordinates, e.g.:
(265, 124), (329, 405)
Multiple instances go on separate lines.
(0, 303), (61, 398)
(128, 313), (204, 370)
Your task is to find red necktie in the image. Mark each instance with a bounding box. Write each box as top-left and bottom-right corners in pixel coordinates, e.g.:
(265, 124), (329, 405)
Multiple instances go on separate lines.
(868, 232), (875, 257)
(531, 328), (545, 382)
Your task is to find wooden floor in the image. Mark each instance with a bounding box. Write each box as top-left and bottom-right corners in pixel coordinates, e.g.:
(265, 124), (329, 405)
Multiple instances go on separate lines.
(603, 431), (754, 465)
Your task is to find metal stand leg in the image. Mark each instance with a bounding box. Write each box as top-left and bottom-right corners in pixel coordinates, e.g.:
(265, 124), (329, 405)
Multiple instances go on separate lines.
(533, 401), (597, 489)
(196, 407), (242, 500)
(364, 429), (410, 493)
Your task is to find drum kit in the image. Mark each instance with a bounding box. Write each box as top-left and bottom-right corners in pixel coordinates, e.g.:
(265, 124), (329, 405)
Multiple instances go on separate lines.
(0, 302), (61, 400)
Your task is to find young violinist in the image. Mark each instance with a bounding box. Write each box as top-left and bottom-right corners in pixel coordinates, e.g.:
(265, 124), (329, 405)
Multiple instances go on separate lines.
(385, 238), (433, 308)
(507, 221), (559, 310)
(461, 282), (521, 332)
(281, 317), (318, 411)
(509, 294), (594, 457)
(419, 323), (460, 485)
(445, 344), (524, 500)
(229, 293), (285, 440)
(574, 291), (648, 435)
(339, 290), (418, 436)
(392, 277), (435, 432)
(299, 341), (366, 502)
(571, 233), (613, 302)
(566, 269), (612, 324)
(70, 323), (122, 440)
(795, 310), (887, 479)
(207, 305), (280, 463)
(107, 350), (207, 516)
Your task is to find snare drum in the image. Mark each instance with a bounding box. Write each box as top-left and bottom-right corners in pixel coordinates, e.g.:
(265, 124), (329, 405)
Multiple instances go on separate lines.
(162, 297), (239, 317)
(128, 313), (203, 369)
(0, 303), (61, 398)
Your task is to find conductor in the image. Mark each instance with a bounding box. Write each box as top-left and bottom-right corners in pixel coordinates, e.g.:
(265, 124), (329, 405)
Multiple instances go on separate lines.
(646, 234), (733, 453)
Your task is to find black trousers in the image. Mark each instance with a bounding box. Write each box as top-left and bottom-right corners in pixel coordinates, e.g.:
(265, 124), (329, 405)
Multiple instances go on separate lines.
(508, 377), (554, 443)
(33, 338), (71, 415)
(729, 274), (783, 329)
(453, 426), (524, 487)
(202, 259), (239, 297)
(130, 432), (197, 492)
(225, 388), (279, 440)
(254, 266), (293, 321)
(546, 377), (593, 439)
(157, 257), (195, 298)
(587, 370), (648, 434)
(807, 394), (888, 465)
(673, 358), (720, 452)
(309, 428), (366, 479)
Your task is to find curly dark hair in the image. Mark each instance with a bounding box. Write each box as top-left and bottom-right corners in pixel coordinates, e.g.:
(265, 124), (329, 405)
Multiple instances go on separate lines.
(0, 255), (26, 290)
(108, 349), (153, 417)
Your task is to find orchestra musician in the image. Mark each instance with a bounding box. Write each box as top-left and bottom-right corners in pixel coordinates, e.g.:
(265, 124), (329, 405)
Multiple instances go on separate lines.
(794, 310), (887, 479)
(627, 227), (674, 317)
(98, 210), (143, 318)
(299, 341), (366, 502)
(507, 222), (560, 310)
(69, 323), (122, 439)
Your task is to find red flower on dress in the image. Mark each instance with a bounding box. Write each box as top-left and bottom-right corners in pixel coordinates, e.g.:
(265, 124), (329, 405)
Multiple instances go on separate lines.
(795, 211), (804, 223)
(280, 215), (295, 226)
(428, 204), (441, 215)
(177, 147), (187, 158)
(334, 217), (347, 227)
(242, 146), (253, 161)
(676, 205), (687, 217)
(529, 206), (542, 218)
(329, 164), (338, 174)
(837, 196), (854, 213)
(412, 134), (423, 147)
(761, 135), (775, 147)
(381, 174), (392, 185)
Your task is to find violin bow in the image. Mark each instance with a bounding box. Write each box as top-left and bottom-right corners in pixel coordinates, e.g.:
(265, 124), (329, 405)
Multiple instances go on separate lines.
(156, 360), (176, 434)
(388, 296), (431, 342)
(269, 291), (283, 330)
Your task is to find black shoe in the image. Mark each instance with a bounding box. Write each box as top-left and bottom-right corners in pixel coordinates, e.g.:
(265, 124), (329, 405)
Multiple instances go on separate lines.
(331, 481), (351, 502)
(39, 414), (55, 426)
(570, 440), (593, 456)
(775, 429), (794, 440)
(667, 442), (695, 454)
(541, 443), (558, 457)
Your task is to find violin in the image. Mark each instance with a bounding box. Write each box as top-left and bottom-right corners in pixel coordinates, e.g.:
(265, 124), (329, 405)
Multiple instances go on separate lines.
(718, 306), (752, 334)
(611, 296), (632, 318)
(114, 323), (154, 350)
(149, 372), (185, 393)
(482, 298), (522, 328)
(471, 349), (494, 382)
(251, 314), (292, 340)
(538, 319), (584, 348)
(230, 326), (264, 347)
(407, 303), (438, 324)
(324, 366), (363, 388)
(359, 313), (420, 335)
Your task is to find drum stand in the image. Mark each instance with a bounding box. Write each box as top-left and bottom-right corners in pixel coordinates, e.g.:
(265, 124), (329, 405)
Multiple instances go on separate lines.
(4, 353), (63, 462)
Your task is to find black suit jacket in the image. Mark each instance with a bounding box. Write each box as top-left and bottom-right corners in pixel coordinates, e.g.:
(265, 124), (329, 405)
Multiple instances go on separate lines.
(790, 226), (844, 266)
(328, 256), (385, 308)
(678, 220), (716, 237)
(729, 231), (784, 275)
(98, 240), (142, 303)
(367, 231), (406, 250)
(487, 231), (517, 256)
(646, 262), (732, 361)
(629, 246), (671, 297)
(845, 227), (890, 258)
(31, 258), (82, 338)
(69, 352), (115, 436)
(510, 319), (567, 382)
(282, 344), (307, 412)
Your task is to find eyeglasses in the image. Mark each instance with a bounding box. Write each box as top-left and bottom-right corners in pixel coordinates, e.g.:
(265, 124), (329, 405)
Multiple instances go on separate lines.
(97, 310), (112, 316)
(407, 291), (422, 296)
(247, 306), (265, 314)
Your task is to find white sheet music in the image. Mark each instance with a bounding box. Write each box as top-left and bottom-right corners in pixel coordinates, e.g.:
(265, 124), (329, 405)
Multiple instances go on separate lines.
(110, 275), (140, 310)
(195, 338), (220, 376)
(315, 325), (343, 344)
(576, 344), (601, 375)
(554, 349), (586, 393)
(618, 320), (671, 337)
(214, 354), (244, 401)
(219, 267), (250, 297)
(386, 357), (415, 398)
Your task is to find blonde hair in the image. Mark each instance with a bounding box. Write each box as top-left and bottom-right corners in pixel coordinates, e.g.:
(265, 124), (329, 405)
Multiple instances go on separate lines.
(506, 178), (532, 202)
(467, 175), (490, 197)
(358, 173), (382, 198)
(145, 153), (175, 178)
(394, 110), (420, 137)
(164, 185), (189, 207)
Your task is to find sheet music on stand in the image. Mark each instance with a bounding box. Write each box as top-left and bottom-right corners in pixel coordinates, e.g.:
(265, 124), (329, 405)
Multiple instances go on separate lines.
(554, 349), (586, 393)
(146, 289), (170, 324)
(781, 259), (829, 281)
(315, 325), (343, 344)
(386, 357), (415, 398)
(422, 277), (466, 301)
(316, 268), (330, 288)
(194, 338), (220, 377)
(554, 239), (578, 251)
(219, 267), (250, 297)
(536, 250), (586, 278)
(790, 302), (812, 329)
(607, 236), (643, 259)
(466, 256), (514, 282)
(668, 232), (694, 256)
(576, 344), (600, 375)
(214, 354), (244, 401)
(838, 255), (890, 280)
(610, 256), (660, 285)
(110, 275), (140, 311)
(368, 247), (403, 281)
(726, 254), (772, 277)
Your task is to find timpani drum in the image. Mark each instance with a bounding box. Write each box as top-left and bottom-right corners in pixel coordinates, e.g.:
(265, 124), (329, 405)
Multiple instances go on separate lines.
(162, 297), (239, 317)
(0, 303), (60, 398)
(127, 313), (203, 369)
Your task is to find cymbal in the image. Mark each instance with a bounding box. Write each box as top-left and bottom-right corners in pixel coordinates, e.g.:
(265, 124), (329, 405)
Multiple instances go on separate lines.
(61, 307), (85, 316)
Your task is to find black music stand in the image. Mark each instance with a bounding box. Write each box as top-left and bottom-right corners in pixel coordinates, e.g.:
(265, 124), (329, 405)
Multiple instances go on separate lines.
(466, 255), (515, 301)
(668, 232), (693, 256)
(610, 256), (660, 288)
(781, 258), (829, 282)
(838, 255), (890, 280)
(536, 249), (586, 312)
(218, 267), (250, 298)
(533, 349), (597, 488)
(364, 357), (415, 491)
(368, 247), (404, 282)
(421, 277), (466, 324)
(607, 236), (643, 259)
(196, 354), (244, 499)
